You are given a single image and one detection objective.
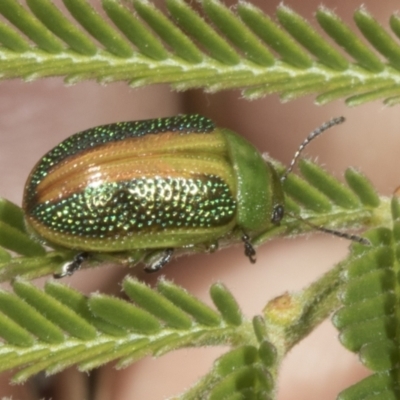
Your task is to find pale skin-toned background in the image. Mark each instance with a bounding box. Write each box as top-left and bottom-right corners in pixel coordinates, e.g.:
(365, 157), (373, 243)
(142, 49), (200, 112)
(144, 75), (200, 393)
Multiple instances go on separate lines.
(1, 0), (400, 399)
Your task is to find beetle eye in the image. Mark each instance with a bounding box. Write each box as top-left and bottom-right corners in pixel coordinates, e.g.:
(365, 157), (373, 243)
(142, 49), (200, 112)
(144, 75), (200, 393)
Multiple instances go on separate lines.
(271, 205), (284, 224)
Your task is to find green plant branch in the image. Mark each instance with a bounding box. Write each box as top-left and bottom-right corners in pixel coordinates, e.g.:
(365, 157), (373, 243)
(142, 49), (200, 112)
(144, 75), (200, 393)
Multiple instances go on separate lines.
(0, 244), (371, 397)
(4, 49), (400, 92)
(1, 1), (400, 396)
(263, 261), (343, 356)
(0, 278), (258, 384)
(0, 218), (398, 397)
(0, 0), (400, 104)
(0, 268), (350, 396)
(330, 203), (400, 399)
(0, 161), (387, 281)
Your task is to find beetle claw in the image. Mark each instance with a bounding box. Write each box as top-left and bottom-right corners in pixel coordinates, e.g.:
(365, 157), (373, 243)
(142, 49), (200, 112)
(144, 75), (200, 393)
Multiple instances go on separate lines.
(242, 234), (256, 264)
(54, 252), (89, 279)
(144, 249), (174, 273)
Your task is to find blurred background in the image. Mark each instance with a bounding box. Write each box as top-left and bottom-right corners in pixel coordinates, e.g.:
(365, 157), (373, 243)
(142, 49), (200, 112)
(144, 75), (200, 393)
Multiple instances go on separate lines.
(1, 0), (400, 399)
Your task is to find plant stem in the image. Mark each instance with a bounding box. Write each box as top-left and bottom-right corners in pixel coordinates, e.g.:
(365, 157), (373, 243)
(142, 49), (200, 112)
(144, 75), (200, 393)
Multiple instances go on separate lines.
(263, 260), (344, 356)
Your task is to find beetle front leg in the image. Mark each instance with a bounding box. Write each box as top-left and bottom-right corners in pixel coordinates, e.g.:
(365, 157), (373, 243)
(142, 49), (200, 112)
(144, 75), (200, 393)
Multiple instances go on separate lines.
(144, 249), (174, 273)
(242, 234), (256, 264)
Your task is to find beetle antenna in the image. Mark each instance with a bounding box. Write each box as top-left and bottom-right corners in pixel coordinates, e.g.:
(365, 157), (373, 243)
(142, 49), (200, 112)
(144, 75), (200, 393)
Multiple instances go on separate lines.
(281, 116), (346, 184)
(287, 211), (371, 246)
(279, 117), (370, 247)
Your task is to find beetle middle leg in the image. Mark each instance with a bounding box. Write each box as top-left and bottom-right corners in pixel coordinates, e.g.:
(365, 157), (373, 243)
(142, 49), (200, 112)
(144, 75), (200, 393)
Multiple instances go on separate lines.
(54, 252), (89, 279)
(144, 248), (174, 273)
(242, 233), (256, 264)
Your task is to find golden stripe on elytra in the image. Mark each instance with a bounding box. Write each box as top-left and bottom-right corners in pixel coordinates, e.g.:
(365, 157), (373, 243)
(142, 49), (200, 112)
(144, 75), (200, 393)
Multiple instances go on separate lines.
(36, 155), (236, 204)
(33, 130), (230, 202)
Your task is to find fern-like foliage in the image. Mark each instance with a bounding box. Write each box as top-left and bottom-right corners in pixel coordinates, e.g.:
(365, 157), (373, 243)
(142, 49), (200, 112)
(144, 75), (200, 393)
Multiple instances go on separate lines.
(0, 160), (395, 397)
(0, 0), (400, 104)
(332, 197), (400, 400)
(0, 277), (277, 399)
(1, 219), (397, 399)
(0, 160), (386, 281)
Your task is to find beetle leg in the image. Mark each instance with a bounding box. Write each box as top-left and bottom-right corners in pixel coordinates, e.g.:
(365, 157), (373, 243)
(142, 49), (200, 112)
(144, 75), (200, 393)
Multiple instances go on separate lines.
(242, 234), (256, 264)
(207, 242), (219, 253)
(144, 249), (174, 273)
(271, 204), (285, 225)
(54, 252), (89, 279)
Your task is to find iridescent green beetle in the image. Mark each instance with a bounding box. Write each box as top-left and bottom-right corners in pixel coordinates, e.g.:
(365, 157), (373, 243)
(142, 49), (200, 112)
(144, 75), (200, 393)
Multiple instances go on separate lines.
(23, 114), (346, 277)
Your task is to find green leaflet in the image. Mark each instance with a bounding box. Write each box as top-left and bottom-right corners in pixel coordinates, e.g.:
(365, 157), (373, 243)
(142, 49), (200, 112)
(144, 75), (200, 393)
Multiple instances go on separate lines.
(180, 344), (275, 400)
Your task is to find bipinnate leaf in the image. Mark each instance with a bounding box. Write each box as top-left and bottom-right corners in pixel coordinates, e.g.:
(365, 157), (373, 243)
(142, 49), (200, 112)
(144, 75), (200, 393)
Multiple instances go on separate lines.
(0, 1), (398, 104)
(0, 275), (279, 400)
(333, 197), (400, 399)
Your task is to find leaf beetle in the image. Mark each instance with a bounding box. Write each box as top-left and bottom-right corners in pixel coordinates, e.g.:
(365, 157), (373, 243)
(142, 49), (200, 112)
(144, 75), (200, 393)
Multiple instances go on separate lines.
(23, 114), (360, 278)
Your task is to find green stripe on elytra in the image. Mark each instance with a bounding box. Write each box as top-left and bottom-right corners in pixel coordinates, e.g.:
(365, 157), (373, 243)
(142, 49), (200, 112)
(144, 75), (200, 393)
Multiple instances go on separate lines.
(26, 115), (215, 203)
(30, 175), (236, 238)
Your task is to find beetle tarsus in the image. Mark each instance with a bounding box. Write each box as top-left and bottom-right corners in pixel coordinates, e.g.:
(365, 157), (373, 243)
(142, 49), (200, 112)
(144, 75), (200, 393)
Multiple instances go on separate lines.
(242, 234), (256, 264)
(144, 249), (174, 273)
(54, 252), (89, 279)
